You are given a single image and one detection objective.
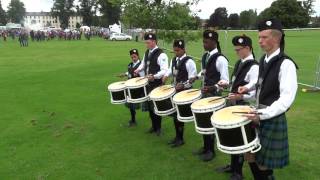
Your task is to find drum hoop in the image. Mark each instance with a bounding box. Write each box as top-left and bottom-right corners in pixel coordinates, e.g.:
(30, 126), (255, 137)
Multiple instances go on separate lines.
(126, 83), (148, 89)
(108, 87), (127, 91)
(217, 137), (259, 153)
(173, 95), (202, 105)
(191, 102), (226, 113)
(150, 90), (176, 101)
(154, 108), (176, 116)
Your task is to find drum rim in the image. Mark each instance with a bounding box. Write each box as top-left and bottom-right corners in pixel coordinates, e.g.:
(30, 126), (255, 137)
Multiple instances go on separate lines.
(108, 81), (127, 91)
(172, 89), (202, 104)
(149, 85), (176, 100)
(191, 97), (226, 111)
(125, 77), (148, 87)
(191, 102), (226, 113)
(173, 95), (202, 105)
(211, 105), (252, 127)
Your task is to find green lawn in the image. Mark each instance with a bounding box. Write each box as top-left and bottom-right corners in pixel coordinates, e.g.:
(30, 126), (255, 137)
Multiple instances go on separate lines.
(0, 31), (320, 179)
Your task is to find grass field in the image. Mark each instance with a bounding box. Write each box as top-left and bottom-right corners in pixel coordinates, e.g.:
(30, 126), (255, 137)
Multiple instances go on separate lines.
(0, 30), (320, 179)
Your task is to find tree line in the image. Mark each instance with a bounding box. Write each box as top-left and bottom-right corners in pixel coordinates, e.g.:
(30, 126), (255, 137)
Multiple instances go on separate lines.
(0, 0), (318, 29)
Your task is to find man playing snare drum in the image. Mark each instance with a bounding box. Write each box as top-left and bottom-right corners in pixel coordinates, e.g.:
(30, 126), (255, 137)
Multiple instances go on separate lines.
(216, 35), (259, 180)
(240, 18), (298, 180)
(134, 33), (169, 136)
(162, 39), (197, 148)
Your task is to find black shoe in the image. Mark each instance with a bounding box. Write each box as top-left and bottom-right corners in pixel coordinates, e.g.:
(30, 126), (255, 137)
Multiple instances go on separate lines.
(199, 151), (215, 162)
(155, 129), (162, 136)
(128, 121), (137, 127)
(192, 147), (206, 156)
(171, 139), (185, 148)
(168, 138), (178, 145)
(230, 173), (243, 180)
(146, 127), (155, 134)
(216, 164), (232, 173)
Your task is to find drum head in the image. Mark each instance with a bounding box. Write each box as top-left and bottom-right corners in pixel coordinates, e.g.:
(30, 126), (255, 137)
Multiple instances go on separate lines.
(149, 85), (175, 99)
(212, 105), (252, 126)
(125, 77), (148, 87)
(173, 89), (201, 103)
(191, 96), (226, 111)
(108, 81), (126, 91)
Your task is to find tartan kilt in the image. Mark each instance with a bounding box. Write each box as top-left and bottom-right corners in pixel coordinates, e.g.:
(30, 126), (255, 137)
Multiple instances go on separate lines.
(256, 113), (289, 169)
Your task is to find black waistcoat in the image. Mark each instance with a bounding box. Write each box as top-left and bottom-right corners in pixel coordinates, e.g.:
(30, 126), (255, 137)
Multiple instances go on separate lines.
(202, 52), (228, 86)
(231, 59), (258, 93)
(172, 56), (191, 83)
(257, 52), (298, 106)
(128, 61), (141, 79)
(144, 48), (164, 91)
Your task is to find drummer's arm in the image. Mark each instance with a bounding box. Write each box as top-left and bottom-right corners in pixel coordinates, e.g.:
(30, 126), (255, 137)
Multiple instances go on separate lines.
(184, 59), (197, 88)
(153, 53), (169, 79)
(134, 56), (145, 74)
(242, 64), (259, 101)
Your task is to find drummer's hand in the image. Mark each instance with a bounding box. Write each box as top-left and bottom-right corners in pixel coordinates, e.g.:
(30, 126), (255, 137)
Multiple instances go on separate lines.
(238, 86), (249, 94)
(147, 74), (155, 81)
(134, 69), (139, 74)
(202, 86), (216, 94)
(162, 76), (168, 84)
(176, 83), (184, 91)
(217, 80), (229, 88)
(201, 86), (209, 93)
(243, 111), (260, 125)
(189, 77), (197, 84)
(228, 93), (243, 101)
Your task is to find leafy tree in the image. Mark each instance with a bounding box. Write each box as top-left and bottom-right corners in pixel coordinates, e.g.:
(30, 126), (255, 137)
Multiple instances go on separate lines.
(207, 7), (228, 29)
(228, 13), (239, 29)
(7, 0), (25, 23)
(51, 0), (75, 29)
(258, 0), (309, 28)
(0, 0), (7, 25)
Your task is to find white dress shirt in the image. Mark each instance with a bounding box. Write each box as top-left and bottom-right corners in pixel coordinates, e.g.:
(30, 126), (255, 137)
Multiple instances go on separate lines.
(166, 54), (197, 88)
(136, 46), (169, 79)
(198, 48), (229, 83)
(258, 48), (298, 120)
(235, 54), (259, 101)
(125, 60), (145, 77)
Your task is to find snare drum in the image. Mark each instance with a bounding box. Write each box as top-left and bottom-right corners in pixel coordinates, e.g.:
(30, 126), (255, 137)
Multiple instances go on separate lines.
(211, 105), (261, 154)
(125, 77), (149, 103)
(172, 89), (202, 122)
(191, 97), (226, 134)
(107, 81), (127, 104)
(149, 85), (176, 116)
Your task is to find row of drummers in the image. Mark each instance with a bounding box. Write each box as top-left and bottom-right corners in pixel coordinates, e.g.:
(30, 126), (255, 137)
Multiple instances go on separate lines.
(108, 78), (261, 155)
(107, 31), (262, 158)
(107, 19), (298, 180)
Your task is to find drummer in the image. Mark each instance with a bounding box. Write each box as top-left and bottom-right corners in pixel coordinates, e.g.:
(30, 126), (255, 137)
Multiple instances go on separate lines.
(216, 35), (258, 179)
(240, 19), (298, 179)
(191, 29), (229, 162)
(119, 49), (145, 127)
(134, 33), (169, 136)
(162, 39), (197, 148)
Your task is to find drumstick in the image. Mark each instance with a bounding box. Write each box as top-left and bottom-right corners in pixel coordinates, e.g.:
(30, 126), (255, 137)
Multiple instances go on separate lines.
(223, 90), (250, 95)
(208, 95), (228, 103)
(232, 112), (263, 115)
(187, 89), (200, 93)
